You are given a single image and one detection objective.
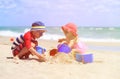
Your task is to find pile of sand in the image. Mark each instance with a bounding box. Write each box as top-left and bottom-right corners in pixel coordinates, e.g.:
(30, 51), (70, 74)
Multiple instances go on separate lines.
(47, 53), (78, 64)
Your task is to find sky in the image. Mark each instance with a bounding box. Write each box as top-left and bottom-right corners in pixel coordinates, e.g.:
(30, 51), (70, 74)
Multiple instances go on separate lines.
(0, 0), (120, 27)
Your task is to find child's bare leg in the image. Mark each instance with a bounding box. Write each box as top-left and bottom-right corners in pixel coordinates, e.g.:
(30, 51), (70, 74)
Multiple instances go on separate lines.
(13, 48), (28, 64)
(14, 47), (29, 59)
(24, 52), (31, 59)
(14, 42), (36, 59)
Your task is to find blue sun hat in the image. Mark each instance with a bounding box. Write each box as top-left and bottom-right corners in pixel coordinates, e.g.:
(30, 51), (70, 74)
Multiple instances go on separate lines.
(31, 21), (46, 31)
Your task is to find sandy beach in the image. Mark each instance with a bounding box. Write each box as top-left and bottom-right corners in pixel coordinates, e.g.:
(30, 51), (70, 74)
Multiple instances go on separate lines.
(0, 36), (120, 79)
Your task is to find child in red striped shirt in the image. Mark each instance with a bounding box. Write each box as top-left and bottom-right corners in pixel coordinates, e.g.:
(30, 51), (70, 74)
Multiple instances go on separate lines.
(11, 21), (46, 62)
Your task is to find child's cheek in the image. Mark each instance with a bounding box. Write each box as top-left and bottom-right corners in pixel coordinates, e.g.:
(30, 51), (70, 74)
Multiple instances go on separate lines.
(37, 33), (43, 38)
(67, 33), (72, 38)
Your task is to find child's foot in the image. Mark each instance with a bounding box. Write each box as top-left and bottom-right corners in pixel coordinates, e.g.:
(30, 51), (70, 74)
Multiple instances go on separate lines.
(13, 56), (19, 64)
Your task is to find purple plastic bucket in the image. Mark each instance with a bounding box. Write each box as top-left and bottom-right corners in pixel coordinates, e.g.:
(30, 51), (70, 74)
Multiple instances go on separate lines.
(36, 46), (46, 54)
(57, 43), (71, 54)
(76, 53), (93, 63)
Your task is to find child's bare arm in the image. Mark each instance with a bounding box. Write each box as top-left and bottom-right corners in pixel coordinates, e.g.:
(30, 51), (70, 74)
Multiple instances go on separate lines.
(68, 40), (75, 48)
(58, 38), (67, 43)
(68, 37), (77, 48)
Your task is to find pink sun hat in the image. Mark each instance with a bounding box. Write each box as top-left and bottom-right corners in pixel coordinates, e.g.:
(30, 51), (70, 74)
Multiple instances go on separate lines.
(62, 23), (78, 36)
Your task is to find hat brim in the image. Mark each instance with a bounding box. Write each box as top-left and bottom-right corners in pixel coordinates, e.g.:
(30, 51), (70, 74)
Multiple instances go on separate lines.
(62, 26), (77, 36)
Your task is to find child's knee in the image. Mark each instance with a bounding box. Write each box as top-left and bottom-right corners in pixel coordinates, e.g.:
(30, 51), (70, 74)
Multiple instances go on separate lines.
(12, 49), (19, 56)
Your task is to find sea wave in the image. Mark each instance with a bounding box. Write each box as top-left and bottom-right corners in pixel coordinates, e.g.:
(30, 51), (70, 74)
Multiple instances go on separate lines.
(0, 30), (22, 37)
(0, 29), (120, 42)
(0, 28), (30, 37)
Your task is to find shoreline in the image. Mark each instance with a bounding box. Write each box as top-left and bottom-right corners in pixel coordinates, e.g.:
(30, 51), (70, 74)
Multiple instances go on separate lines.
(1, 36), (120, 52)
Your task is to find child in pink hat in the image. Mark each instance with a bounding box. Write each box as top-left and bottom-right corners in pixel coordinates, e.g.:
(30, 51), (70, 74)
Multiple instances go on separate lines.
(58, 23), (87, 59)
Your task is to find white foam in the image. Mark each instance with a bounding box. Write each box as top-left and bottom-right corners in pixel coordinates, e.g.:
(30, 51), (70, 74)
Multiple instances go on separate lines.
(24, 28), (30, 33)
(0, 30), (21, 37)
(40, 33), (64, 40)
(0, 29), (120, 43)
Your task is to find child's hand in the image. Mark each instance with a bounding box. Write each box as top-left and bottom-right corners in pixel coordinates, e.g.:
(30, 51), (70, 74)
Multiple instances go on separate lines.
(13, 56), (19, 60)
(13, 56), (20, 64)
(39, 56), (47, 62)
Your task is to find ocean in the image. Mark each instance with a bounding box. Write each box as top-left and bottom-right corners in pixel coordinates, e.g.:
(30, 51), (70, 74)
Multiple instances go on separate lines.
(0, 26), (120, 41)
(0, 26), (120, 52)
